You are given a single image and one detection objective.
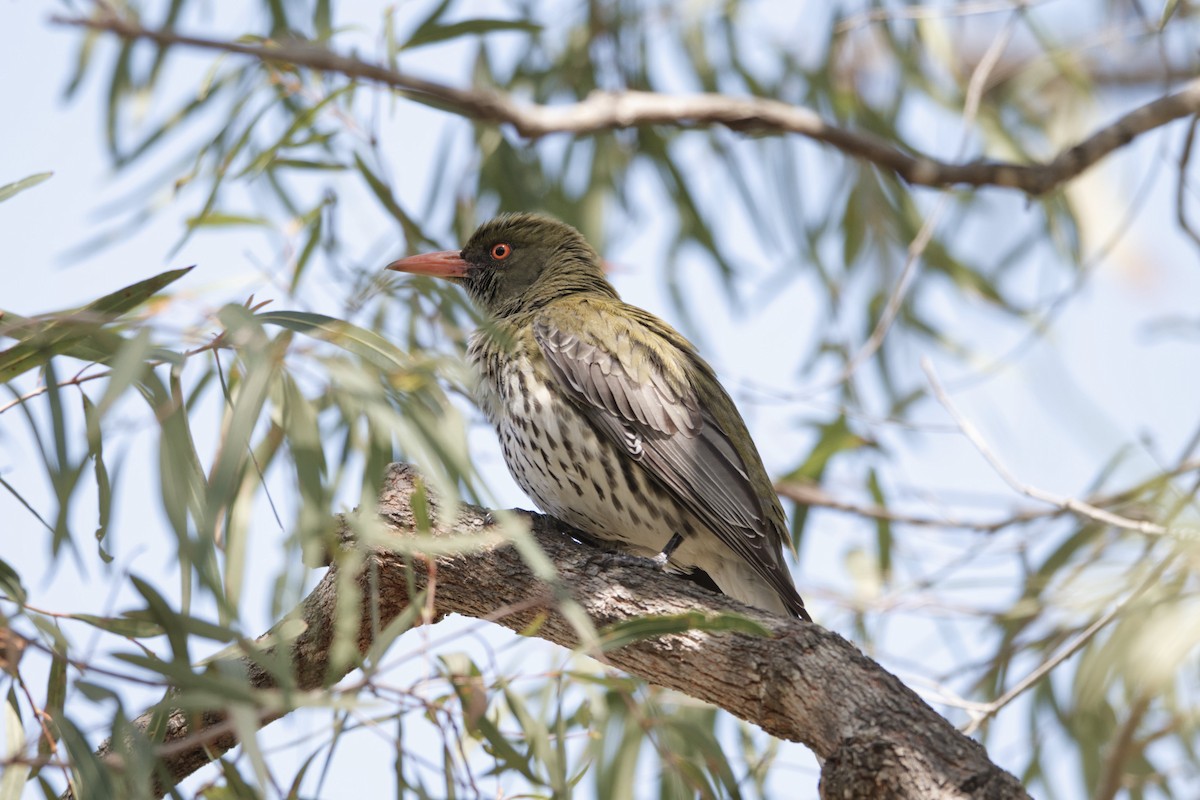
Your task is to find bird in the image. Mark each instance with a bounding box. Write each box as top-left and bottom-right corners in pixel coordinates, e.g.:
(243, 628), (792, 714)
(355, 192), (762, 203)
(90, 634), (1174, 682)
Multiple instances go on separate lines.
(386, 213), (810, 621)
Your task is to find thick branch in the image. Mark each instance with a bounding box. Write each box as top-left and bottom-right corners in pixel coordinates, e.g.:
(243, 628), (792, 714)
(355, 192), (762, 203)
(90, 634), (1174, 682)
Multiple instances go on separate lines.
(85, 464), (1030, 800)
(55, 12), (1200, 196)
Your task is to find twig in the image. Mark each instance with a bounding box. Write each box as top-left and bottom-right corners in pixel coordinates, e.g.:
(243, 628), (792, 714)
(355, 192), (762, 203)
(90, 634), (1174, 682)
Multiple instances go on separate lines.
(922, 358), (1174, 537)
(0, 370), (111, 416)
(775, 481), (1062, 532)
(961, 559), (1167, 735)
(51, 12), (1200, 197)
(779, 458), (1200, 534)
(962, 601), (1117, 734)
(1175, 115), (1200, 251)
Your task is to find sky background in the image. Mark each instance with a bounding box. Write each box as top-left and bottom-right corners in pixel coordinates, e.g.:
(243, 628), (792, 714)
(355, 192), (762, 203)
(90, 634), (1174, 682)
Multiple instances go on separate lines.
(3, 1), (1199, 797)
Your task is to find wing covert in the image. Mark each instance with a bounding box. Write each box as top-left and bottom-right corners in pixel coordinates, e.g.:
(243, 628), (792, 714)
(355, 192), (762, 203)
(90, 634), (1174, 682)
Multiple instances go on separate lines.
(533, 312), (770, 547)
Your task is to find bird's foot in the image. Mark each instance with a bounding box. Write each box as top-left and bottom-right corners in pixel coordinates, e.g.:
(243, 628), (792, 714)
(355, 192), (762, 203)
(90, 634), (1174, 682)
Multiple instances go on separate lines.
(652, 533), (685, 570)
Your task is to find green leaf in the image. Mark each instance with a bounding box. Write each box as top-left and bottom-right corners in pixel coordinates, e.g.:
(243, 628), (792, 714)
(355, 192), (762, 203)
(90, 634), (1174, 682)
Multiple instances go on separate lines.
(69, 613), (165, 639)
(599, 611), (771, 651)
(866, 469), (892, 583)
(0, 559), (26, 604)
(204, 308), (280, 551)
(256, 310), (411, 372)
(0, 172), (52, 204)
(37, 654), (66, 764)
(94, 327), (156, 419)
(403, 18), (540, 49)
(82, 396), (113, 563)
(130, 576), (190, 660)
(1160, 0), (1181, 28)
(60, 716), (117, 797)
(352, 153), (429, 248)
(270, 158), (346, 171)
(0, 266), (192, 383)
(185, 212), (271, 229)
(313, 0), (332, 39)
(783, 415), (872, 549)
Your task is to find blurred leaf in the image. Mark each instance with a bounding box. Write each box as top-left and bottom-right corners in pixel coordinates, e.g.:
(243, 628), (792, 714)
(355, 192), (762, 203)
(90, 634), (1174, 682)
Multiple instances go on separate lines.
(0, 629), (27, 677)
(866, 469), (891, 583)
(404, 18), (540, 49)
(69, 613), (165, 639)
(256, 310), (410, 372)
(599, 612), (770, 651)
(185, 212), (271, 229)
(82, 396), (113, 563)
(1160, 0), (1182, 28)
(0, 172), (52, 204)
(783, 415), (872, 549)
(1, 694), (30, 800)
(38, 653), (66, 766)
(202, 758), (261, 799)
(0, 559), (26, 604)
(353, 153), (429, 248)
(0, 266), (192, 383)
(59, 717), (116, 799)
(204, 305), (283, 549)
(130, 576), (191, 661)
(314, 0), (332, 39)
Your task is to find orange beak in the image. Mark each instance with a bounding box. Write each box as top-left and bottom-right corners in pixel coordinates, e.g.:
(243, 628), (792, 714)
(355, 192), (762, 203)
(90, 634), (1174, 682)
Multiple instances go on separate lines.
(385, 250), (470, 278)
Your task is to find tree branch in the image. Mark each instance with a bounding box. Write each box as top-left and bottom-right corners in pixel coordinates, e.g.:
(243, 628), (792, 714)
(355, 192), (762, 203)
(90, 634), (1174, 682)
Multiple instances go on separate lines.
(921, 358), (1178, 539)
(81, 463), (1031, 799)
(54, 12), (1200, 197)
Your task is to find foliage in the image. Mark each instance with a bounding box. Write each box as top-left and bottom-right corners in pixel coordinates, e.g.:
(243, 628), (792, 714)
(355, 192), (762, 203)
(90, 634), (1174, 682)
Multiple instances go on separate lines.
(2, 0), (1199, 798)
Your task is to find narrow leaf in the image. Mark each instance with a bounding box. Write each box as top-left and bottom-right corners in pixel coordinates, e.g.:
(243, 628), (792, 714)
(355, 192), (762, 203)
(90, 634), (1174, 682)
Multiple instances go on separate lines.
(403, 19), (540, 49)
(0, 267), (192, 383)
(0, 172), (52, 204)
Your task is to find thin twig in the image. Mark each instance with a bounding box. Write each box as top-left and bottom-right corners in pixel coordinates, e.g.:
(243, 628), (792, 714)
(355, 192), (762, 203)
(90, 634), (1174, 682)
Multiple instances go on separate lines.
(775, 482), (1062, 532)
(779, 459), (1200, 534)
(922, 358), (1174, 538)
(0, 370), (112, 416)
(961, 559), (1167, 735)
(1175, 115), (1200, 251)
(50, 12), (1200, 197)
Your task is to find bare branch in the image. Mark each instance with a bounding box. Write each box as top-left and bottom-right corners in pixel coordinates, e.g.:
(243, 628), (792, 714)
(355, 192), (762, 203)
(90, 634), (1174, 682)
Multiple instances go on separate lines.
(79, 464), (1031, 800)
(922, 358), (1180, 538)
(779, 458), (1200, 534)
(775, 481), (1062, 532)
(52, 12), (1200, 197)
(961, 560), (1167, 736)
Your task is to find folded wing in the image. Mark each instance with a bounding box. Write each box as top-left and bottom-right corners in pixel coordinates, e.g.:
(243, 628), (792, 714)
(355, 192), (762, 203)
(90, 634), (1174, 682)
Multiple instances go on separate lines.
(533, 305), (806, 618)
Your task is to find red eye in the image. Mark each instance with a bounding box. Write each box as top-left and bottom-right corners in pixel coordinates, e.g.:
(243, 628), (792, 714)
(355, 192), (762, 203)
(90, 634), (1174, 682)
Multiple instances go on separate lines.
(490, 243), (512, 260)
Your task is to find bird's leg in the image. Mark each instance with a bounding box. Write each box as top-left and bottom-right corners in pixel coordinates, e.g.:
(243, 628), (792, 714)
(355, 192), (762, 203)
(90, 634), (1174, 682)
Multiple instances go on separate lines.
(652, 533), (685, 569)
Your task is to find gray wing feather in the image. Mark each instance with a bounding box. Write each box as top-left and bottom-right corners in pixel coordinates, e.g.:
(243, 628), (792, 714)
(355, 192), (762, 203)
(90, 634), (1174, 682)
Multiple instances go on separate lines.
(533, 318), (777, 560)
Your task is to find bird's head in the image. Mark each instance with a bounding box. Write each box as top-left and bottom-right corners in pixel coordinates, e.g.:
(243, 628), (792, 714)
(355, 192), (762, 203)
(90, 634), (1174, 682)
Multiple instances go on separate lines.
(386, 213), (616, 318)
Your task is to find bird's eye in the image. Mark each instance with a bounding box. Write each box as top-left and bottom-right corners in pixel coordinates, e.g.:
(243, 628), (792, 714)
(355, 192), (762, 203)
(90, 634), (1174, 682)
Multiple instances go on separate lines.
(490, 243), (512, 261)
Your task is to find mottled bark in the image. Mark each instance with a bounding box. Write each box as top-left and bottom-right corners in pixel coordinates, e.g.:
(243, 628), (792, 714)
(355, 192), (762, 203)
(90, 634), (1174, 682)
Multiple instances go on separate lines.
(77, 464), (1031, 799)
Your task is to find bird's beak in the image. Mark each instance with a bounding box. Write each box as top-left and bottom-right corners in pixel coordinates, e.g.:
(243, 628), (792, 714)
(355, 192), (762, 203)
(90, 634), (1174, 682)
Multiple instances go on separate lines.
(385, 250), (469, 278)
